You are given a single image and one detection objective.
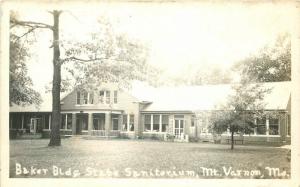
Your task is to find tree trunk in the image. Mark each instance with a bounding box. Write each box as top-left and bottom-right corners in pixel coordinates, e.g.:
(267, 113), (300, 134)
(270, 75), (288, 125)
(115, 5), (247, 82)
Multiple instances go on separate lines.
(49, 10), (61, 146)
(231, 131), (234, 150)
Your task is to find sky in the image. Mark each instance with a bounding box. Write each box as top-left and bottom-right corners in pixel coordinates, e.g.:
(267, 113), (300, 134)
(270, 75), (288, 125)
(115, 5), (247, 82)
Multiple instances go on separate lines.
(11, 2), (294, 90)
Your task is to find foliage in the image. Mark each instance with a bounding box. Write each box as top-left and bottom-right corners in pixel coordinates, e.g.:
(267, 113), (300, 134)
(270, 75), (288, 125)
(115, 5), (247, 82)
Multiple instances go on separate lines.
(234, 33), (291, 82)
(9, 33), (42, 107)
(164, 63), (233, 86)
(210, 81), (271, 149)
(60, 17), (158, 92)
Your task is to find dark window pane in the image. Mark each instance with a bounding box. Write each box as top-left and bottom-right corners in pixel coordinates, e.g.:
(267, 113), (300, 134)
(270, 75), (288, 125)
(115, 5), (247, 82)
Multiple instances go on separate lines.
(67, 114), (72, 129)
(114, 91), (118, 104)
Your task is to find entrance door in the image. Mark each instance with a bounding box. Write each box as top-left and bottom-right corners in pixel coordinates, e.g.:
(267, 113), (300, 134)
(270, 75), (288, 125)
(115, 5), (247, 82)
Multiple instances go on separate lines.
(174, 119), (184, 138)
(112, 118), (119, 130)
(76, 118), (83, 135)
(30, 118), (41, 134)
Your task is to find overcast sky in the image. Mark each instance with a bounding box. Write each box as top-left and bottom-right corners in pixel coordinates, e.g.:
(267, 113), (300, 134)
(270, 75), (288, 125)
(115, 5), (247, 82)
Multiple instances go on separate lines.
(12, 2), (294, 90)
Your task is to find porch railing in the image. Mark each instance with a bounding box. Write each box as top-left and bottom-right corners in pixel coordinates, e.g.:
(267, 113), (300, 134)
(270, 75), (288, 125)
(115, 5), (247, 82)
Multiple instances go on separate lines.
(91, 130), (106, 136)
(91, 130), (120, 137)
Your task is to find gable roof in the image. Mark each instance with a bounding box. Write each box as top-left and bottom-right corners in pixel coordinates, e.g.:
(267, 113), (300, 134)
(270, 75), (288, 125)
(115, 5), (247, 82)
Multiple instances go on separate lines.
(134, 81), (291, 112)
(9, 92), (69, 112)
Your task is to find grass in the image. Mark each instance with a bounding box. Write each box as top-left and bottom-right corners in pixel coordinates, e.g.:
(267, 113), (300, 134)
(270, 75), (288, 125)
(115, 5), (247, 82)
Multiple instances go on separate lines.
(9, 138), (290, 179)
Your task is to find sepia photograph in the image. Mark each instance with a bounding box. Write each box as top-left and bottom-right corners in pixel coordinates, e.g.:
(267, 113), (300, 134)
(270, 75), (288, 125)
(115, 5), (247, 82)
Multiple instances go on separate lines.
(1, 1), (300, 187)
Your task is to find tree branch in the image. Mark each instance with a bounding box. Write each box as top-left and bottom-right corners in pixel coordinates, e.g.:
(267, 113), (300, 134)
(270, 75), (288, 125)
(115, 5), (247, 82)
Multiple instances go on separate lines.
(13, 27), (37, 42)
(10, 19), (53, 30)
(60, 56), (124, 64)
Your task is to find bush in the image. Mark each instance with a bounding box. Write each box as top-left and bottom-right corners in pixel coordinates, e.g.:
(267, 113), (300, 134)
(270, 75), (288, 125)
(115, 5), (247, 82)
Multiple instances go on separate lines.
(9, 129), (18, 139)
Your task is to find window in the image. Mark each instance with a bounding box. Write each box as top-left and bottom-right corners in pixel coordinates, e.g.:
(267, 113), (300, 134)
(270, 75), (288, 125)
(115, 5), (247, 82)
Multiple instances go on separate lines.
(123, 115), (128, 131)
(61, 114), (66, 129)
(269, 118), (279, 135)
(77, 91), (93, 105)
(129, 114), (134, 131)
(114, 91), (118, 104)
(191, 115), (195, 127)
(89, 93), (94, 104)
(93, 115), (105, 130)
(162, 115), (169, 132)
(112, 118), (119, 130)
(153, 115), (160, 131)
(61, 114), (72, 129)
(83, 92), (88, 104)
(256, 118), (266, 135)
(99, 91), (105, 104)
(106, 91), (110, 104)
(77, 92), (81, 104)
(67, 114), (72, 129)
(144, 115), (151, 131)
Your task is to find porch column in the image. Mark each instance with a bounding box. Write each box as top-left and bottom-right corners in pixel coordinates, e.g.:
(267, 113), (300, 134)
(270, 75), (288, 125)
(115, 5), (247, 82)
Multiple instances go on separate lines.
(88, 113), (93, 135)
(21, 114), (24, 129)
(159, 114), (162, 132)
(49, 114), (51, 130)
(266, 118), (269, 135)
(118, 114), (123, 131)
(127, 114), (130, 132)
(105, 112), (111, 136)
(71, 113), (76, 135)
(150, 114), (153, 131)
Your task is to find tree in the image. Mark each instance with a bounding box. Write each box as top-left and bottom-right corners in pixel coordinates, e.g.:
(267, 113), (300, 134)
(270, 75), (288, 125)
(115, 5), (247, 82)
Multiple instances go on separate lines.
(234, 33), (291, 82)
(210, 80), (270, 149)
(9, 33), (42, 107)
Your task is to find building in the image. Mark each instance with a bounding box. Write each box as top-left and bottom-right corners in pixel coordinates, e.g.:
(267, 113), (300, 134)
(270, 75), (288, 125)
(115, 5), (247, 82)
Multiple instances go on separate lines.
(9, 81), (291, 145)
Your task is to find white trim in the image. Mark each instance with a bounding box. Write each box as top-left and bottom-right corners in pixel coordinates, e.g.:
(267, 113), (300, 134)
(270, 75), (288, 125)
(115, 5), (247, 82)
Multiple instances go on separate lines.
(159, 114), (162, 132)
(266, 118), (269, 135)
(127, 114), (130, 132)
(143, 131), (167, 134)
(49, 114), (51, 130)
(150, 114), (153, 131)
(62, 110), (122, 114)
(21, 114), (24, 129)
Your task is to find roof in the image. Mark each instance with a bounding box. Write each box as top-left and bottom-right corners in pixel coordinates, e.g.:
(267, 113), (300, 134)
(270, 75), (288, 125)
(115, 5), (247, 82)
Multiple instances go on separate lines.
(133, 81), (291, 112)
(9, 92), (69, 112)
(9, 81), (291, 113)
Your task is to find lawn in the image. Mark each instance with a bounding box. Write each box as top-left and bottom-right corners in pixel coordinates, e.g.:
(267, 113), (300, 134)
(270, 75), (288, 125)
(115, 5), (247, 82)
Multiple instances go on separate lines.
(9, 138), (290, 179)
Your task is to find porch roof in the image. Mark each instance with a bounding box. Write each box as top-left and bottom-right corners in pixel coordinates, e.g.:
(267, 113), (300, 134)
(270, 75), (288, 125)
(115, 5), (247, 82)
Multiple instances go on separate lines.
(136, 81), (291, 112)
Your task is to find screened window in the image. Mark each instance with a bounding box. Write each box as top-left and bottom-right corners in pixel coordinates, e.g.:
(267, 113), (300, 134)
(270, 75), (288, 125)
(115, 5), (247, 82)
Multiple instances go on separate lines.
(153, 115), (160, 131)
(61, 114), (66, 129)
(191, 115), (195, 127)
(61, 114), (72, 129)
(89, 93), (94, 104)
(67, 114), (72, 129)
(256, 118), (266, 135)
(269, 118), (279, 135)
(114, 91), (118, 104)
(106, 91), (110, 104)
(144, 115), (151, 131)
(77, 92), (93, 105)
(162, 115), (169, 132)
(93, 115), (105, 130)
(129, 114), (134, 131)
(123, 115), (128, 131)
(77, 92), (81, 105)
(83, 92), (88, 104)
(99, 91), (105, 104)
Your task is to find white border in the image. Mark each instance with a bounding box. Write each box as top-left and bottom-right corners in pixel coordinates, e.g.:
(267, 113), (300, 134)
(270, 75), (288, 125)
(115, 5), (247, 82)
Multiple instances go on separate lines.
(1, 1), (299, 187)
